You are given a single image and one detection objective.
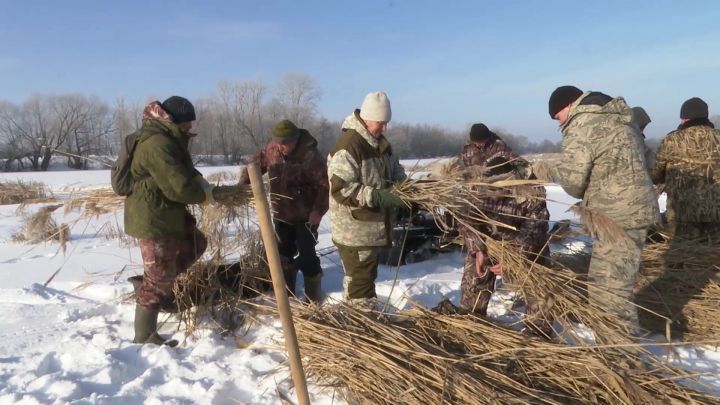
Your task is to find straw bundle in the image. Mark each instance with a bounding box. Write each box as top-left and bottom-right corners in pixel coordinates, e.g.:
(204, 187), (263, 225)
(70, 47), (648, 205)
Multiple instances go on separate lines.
(262, 302), (718, 405)
(12, 204), (70, 251)
(395, 166), (643, 345)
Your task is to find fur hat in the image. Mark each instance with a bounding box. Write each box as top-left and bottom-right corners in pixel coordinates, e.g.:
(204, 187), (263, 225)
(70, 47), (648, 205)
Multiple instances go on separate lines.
(272, 119), (300, 144)
(360, 91), (392, 122)
(680, 97), (709, 120)
(161, 96), (196, 124)
(469, 123), (492, 142)
(548, 86), (583, 118)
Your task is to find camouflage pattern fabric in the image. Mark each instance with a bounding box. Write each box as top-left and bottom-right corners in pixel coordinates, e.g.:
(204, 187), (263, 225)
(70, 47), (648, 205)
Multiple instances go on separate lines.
(556, 92), (660, 229)
(327, 109), (406, 248)
(336, 244), (379, 300)
(239, 129), (329, 223)
(460, 255), (496, 316)
(651, 119), (720, 225)
(136, 216), (207, 311)
(587, 227), (647, 338)
(460, 137), (527, 173)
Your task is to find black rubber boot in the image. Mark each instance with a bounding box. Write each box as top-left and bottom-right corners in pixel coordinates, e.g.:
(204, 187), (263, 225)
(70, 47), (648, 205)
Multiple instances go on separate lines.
(303, 273), (323, 304)
(282, 261), (298, 298)
(132, 306), (178, 347)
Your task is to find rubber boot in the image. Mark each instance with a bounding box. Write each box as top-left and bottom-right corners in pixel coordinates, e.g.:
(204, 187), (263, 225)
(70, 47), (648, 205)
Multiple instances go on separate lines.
(282, 261), (298, 298)
(133, 306), (178, 347)
(303, 272), (323, 304)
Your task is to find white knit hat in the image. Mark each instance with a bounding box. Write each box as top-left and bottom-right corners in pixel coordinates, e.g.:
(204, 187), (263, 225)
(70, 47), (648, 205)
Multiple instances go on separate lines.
(359, 91), (392, 122)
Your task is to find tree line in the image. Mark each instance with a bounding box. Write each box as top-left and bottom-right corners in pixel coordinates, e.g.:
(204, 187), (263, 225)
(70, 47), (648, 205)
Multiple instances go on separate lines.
(0, 72), (564, 172)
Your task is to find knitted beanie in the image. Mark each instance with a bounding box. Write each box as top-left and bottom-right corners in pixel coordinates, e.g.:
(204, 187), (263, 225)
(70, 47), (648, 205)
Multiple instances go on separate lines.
(469, 123), (492, 142)
(548, 86), (583, 118)
(359, 91), (392, 122)
(161, 96), (196, 124)
(680, 97), (709, 120)
(272, 119), (300, 144)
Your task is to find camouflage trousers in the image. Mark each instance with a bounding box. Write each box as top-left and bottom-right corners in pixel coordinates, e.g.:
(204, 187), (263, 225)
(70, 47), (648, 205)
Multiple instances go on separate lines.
(336, 244), (379, 300)
(460, 254), (496, 316)
(588, 227), (647, 338)
(137, 217), (208, 311)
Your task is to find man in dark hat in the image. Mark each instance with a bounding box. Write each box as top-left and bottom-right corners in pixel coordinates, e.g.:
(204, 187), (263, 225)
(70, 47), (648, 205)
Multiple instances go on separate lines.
(651, 97), (720, 239)
(126, 96), (246, 345)
(460, 123), (528, 172)
(548, 86), (660, 341)
(239, 119), (329, 302)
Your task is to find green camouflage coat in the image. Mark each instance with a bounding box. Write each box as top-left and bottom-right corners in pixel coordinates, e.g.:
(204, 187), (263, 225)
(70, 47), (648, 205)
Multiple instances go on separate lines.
(651, 119), (720, 224)
(124, 103), (206, 240)
(328, 110), (407, 247)
(557, 92), (660, 229)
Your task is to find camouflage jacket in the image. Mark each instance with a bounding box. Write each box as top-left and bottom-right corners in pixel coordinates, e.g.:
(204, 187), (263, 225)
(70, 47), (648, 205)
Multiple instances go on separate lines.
(459, 172), (549, 256)
(461, 137), (521, 167)
(556, 92), (660, 229)
(125, 102), (206, 240)
(240, 130), (329, 223)
(651, 119), (720, 223)
(328, 110), (407, 247)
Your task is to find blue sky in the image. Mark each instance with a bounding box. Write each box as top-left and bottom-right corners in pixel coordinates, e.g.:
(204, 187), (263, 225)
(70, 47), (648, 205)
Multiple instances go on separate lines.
(1, 1), (719, 141)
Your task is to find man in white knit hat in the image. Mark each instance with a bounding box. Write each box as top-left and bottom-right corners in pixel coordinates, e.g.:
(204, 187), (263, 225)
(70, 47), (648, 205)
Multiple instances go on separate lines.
(327, 91), (407, 304)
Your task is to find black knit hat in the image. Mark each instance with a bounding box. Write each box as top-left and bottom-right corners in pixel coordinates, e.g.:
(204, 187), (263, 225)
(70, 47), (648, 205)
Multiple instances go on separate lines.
(548, 86), (583, 118)
(680, 97), (708, 120)
(161, 96), (196, 124)
(469, 123), (492, 142)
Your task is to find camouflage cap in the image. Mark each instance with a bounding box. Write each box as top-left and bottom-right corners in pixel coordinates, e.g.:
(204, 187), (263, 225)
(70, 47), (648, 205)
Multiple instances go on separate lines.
(272, 119), (300, 144)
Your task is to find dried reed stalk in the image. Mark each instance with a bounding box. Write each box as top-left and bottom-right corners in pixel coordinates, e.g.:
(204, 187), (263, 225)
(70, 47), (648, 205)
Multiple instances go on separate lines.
(257, 301), (718, 405)
(0, 179), (51, 205)
(636, 238), (720, 340)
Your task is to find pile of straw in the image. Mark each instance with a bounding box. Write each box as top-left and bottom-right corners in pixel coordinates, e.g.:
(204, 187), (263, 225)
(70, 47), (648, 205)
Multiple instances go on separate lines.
(0, 180), (50, 205)
(636, 238), (720, 340)
(264, 302), (718, 404)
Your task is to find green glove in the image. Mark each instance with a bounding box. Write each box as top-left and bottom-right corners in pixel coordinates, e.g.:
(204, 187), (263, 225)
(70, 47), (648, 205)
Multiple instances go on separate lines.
(371, 188), (406, 209)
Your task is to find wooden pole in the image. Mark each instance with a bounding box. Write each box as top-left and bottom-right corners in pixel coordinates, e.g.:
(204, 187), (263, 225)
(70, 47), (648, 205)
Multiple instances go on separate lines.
(247, 163), (310, 405)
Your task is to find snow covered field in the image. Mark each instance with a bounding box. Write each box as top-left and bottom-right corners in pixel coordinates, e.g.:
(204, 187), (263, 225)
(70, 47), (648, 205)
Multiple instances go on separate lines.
(0, 165), (715, 404)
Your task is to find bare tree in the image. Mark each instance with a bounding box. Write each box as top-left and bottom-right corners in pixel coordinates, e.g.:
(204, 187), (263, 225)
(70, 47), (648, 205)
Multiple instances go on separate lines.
(271, 72), (322, 127)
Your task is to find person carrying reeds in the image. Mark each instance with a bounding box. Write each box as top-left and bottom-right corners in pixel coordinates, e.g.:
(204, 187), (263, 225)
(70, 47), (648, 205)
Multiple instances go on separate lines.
(457, 125), (552, 335)
(651, 97), (720, 240)
(125, 97), (247, 346)
(327, 92), (408, 306)
(548, 86), (660, 338)
(239, 119), (329, 303)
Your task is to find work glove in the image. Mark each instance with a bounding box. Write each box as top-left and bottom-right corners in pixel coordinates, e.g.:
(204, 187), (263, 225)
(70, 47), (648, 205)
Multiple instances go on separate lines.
(371, 188), (406, 210)
(212, 184), (249, 206)
(197, 177), (215, 204)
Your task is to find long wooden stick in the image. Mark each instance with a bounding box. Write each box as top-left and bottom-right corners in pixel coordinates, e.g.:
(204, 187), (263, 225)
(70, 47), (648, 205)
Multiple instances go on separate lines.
(247, 163), (310, 405)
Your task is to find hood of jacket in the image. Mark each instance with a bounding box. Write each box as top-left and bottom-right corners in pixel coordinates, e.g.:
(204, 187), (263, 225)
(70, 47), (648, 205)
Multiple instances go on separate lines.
(561, 92), (634, 134)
